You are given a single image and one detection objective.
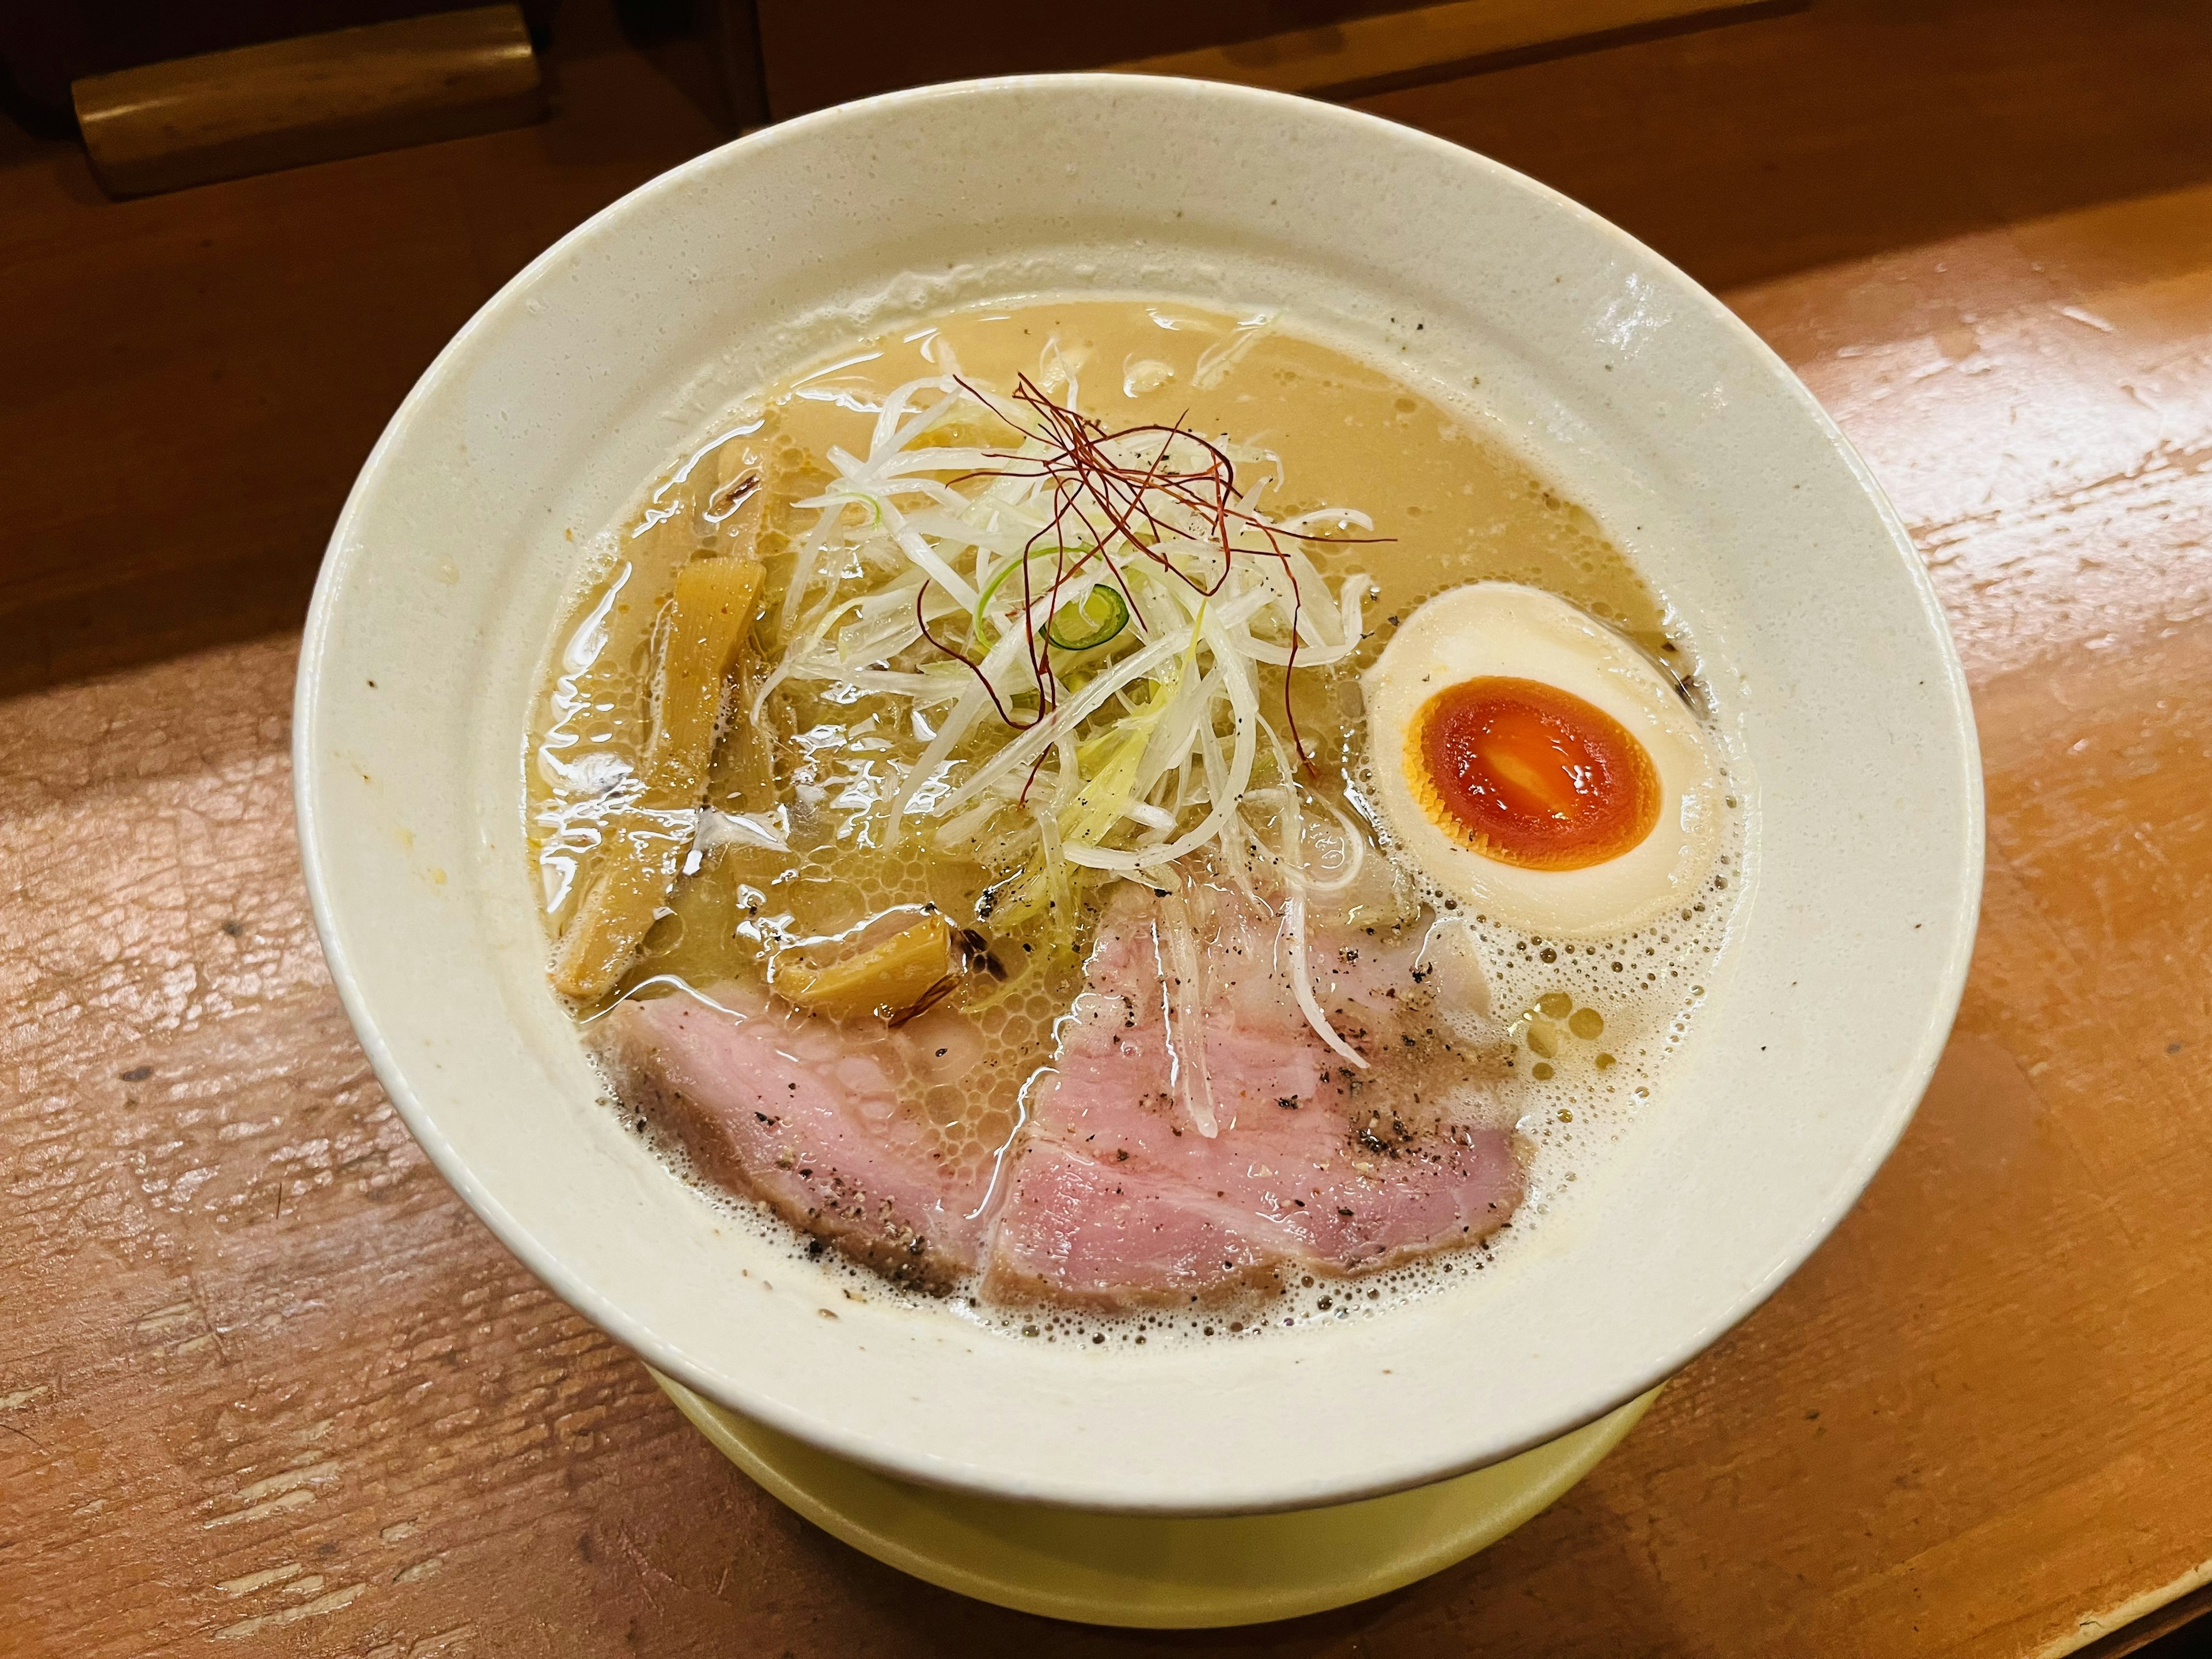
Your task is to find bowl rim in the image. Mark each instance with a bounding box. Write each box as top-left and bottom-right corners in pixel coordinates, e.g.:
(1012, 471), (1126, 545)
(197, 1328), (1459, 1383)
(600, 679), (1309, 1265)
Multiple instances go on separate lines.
(296, 70), (1984, 1510)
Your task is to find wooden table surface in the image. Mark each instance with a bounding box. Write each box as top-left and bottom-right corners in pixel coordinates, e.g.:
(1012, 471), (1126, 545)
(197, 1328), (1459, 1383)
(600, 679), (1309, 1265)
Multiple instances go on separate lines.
(6, 3), (2210, 1654)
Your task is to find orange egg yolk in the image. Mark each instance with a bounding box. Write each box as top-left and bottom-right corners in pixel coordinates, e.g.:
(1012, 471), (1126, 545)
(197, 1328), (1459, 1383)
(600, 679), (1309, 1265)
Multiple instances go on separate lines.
(1407, 676), (1661, 870)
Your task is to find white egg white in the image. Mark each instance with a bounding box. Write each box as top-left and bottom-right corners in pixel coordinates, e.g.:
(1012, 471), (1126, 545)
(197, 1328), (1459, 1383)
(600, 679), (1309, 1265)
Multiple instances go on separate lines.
(1361, 582), (1722, 938)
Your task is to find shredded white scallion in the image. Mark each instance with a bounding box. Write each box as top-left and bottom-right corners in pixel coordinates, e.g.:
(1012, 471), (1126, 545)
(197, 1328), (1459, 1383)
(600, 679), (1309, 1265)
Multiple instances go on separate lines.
(761, 362), (1380, 1056)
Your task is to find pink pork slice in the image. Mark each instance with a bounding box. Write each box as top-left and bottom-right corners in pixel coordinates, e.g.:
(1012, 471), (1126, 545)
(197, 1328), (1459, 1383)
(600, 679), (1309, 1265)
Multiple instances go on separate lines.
(980, 889), (1524, 1305)
(597, 985), (997, 1292)
(600, 889), (1521, 1305)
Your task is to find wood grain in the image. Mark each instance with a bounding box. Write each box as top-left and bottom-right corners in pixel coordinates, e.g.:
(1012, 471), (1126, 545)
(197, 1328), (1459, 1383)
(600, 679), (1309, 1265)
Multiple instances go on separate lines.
(3, 2), (2211, 1653)
(73, 6), (543, 199)
(1112, 0), (1777, 100)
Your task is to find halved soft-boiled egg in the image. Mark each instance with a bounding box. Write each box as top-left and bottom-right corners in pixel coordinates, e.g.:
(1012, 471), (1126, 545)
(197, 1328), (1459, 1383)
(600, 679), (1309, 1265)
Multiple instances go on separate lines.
(1362, 582), (1722, 938)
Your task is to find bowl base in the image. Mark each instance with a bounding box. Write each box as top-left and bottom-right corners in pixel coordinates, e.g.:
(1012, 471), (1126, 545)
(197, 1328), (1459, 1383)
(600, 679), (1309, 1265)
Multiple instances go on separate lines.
(652, 1370), (1660, 1628)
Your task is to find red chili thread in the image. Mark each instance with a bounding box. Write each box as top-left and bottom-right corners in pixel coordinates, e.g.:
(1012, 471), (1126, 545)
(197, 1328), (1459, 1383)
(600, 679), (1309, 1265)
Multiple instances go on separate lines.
(921, 374), (1388, 782)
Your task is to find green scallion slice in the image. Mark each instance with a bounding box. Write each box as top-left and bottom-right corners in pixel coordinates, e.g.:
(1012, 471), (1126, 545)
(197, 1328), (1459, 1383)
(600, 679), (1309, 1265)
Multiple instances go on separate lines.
(973, 544), (1079, 647)
(1046, 584), (1131, 652)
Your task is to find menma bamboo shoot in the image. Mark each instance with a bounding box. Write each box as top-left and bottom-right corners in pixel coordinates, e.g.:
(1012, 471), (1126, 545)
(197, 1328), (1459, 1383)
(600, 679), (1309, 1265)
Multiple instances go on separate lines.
(550, 556), (763, 1001)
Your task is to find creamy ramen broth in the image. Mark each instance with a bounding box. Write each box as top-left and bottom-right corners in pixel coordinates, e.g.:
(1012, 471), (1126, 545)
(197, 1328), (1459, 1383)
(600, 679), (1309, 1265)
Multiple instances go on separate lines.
(529, 298), (1740, 1313)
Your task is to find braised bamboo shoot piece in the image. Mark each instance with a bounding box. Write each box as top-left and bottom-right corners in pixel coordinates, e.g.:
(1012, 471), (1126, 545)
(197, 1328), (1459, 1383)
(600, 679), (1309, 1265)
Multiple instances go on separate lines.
(551, 555), (764, 1001)
(773, 914), (982, 1025)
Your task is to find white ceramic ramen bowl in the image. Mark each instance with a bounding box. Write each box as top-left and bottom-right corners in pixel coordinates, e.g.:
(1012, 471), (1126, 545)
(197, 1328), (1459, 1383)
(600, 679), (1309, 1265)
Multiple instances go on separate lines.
(296, 74), (1980, 1515)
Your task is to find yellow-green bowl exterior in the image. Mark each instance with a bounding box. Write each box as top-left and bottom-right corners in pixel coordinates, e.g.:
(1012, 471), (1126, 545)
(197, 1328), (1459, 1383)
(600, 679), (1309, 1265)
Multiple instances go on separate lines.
(655, 1369), (1660, 1628)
